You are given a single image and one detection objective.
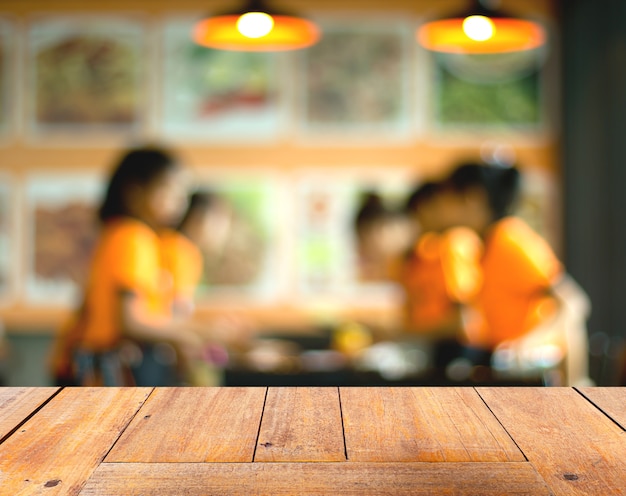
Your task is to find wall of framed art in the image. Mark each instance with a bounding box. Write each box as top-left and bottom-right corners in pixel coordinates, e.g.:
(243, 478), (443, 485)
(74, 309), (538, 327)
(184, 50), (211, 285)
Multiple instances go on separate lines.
(0, 0), (560, 332)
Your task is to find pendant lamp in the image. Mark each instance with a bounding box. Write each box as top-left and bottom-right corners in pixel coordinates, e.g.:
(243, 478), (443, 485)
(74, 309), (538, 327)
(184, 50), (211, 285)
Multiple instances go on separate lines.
(418, 0), (546, 54)
(193, 0), (321, 51)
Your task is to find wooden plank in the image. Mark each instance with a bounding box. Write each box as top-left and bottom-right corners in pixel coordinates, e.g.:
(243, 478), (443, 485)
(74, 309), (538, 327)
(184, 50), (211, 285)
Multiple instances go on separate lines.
(106, 387), (266, 463)
(81, 462), (550, 495)
(255, 387), (345, 462)
(578, 387), (626, 430)
(0, 387), (151, 496)
(0, 387), (59, 442)
(478, 387), (626, 495)
(340, 387), (524, 462)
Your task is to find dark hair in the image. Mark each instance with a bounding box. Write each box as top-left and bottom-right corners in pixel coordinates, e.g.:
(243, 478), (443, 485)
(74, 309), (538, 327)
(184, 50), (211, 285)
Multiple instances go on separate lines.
(177, 190), (218, 230)
(404, 181), (441, 213)
(446, 162), (521, 221)
(354, 191), (390, 232)
(98, 147), (179, 223)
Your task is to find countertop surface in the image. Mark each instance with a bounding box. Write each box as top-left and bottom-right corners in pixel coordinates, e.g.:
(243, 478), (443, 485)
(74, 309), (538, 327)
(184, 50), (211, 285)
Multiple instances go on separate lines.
(1, 387), (625, 495)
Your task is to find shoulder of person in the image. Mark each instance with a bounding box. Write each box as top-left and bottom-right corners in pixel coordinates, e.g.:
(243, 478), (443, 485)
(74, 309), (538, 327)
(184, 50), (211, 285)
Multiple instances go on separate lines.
(108, 217), (157, 242)
(493, 216), (542, 244)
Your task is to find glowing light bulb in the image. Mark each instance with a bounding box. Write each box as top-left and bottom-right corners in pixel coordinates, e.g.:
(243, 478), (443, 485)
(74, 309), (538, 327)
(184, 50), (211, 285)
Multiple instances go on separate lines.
(462, 15), (495, 42)
(236, 12), (274, 38)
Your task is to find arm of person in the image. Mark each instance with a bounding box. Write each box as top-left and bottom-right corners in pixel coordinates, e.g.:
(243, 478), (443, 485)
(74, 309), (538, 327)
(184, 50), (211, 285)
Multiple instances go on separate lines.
(494, 274), (592, 385)
(48, 302), (87, 378)
(552, 274), (591, 320)
(550, 274), (592, 385)
(119, 291), (204, 356)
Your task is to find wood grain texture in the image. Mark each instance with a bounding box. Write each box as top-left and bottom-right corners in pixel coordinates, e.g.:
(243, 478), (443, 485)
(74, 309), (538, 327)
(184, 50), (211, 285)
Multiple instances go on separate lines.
(255, 387), (345, 462)
(105, 387), (266, 463)
(0, 387), (151, 496)
(578, 387), (626, 430)
(0, 387), (59, 442)
(81, 462), (550, 495)
(340, 387), (524, 462)
(478, 387), (626, 495)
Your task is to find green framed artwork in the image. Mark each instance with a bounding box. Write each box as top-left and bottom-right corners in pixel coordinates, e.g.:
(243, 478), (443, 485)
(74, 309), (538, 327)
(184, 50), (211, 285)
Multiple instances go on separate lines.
(160, 18), (281, 141)
(26, 16), (145, 136)
(298, 20), (412, 139)
(432, 50), (545, 131)
(25, 173), (104, 306)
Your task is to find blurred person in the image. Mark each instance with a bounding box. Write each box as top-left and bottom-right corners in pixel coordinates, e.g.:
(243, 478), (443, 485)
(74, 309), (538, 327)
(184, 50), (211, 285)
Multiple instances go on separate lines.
(353, 191), (411, 282)
(160, 191), (231, 318)
(398, 181), (482, 371)
(66, 146), (204, 386)
(158, 190), (250, 385)
(443, 162), (591, 385)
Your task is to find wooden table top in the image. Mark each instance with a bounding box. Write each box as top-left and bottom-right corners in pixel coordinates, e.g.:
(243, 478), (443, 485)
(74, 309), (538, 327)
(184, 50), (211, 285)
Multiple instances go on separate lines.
(0, 387), (625, 495)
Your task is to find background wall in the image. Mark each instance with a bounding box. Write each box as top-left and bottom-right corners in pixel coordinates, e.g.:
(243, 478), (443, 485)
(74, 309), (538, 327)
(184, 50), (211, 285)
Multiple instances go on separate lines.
(0, 0), (559, 340)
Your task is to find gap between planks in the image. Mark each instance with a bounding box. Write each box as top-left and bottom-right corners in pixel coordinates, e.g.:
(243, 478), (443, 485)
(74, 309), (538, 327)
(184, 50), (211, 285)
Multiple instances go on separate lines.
(0, 387), (63, 446)
(251, 387), (269, 462)
(574, 387), (626, 432)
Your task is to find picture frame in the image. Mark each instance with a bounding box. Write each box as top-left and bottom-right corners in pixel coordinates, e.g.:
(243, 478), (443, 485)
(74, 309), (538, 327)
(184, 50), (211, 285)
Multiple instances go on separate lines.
(25, 15), (147, 140)
(192, 169), (288, 304)
(426, 47), (548, 136)
(158, 17), (283, 142)
(296, 18), (413, 143)
(24, 172), (104, 306)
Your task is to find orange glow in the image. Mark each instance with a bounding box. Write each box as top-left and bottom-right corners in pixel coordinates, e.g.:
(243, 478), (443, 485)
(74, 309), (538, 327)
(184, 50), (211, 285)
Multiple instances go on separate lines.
(418, 17), (545, 54)
(194, 14), (320, 51)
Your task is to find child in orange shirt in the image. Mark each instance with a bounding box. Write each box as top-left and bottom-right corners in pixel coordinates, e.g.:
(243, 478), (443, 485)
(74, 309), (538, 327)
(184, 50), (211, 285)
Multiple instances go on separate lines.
(72, 147), (203, 386)
(443, 162), (590, 384)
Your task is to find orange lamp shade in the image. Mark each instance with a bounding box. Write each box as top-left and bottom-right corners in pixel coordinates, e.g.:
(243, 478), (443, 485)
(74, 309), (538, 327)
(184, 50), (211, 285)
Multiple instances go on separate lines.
(193, 14), (320, 51)
(418, 17), (545, 54)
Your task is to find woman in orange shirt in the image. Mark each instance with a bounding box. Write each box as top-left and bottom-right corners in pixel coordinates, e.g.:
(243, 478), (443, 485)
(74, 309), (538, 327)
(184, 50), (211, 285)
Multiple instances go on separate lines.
(73, 147), (203, 386)
(443, 162), (590, 384)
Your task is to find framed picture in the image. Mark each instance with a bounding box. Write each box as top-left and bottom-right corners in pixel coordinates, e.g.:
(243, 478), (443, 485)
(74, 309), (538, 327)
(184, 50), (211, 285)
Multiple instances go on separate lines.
(25, 173), (104, 306)
(26, 16), (146, 138)
(193, 170), (287, 303)
(0, 175), (16, 304)
(159, 17), (282, 142)
(294, 168), (415, 304)
(0, 18), (14, 141)
(296, 19), (413, 141)
(428, 49), (546, 133)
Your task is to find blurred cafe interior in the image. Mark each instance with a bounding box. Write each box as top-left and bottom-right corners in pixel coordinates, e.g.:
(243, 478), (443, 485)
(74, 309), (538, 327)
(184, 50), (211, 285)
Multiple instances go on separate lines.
(0, 0), (625, 387)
